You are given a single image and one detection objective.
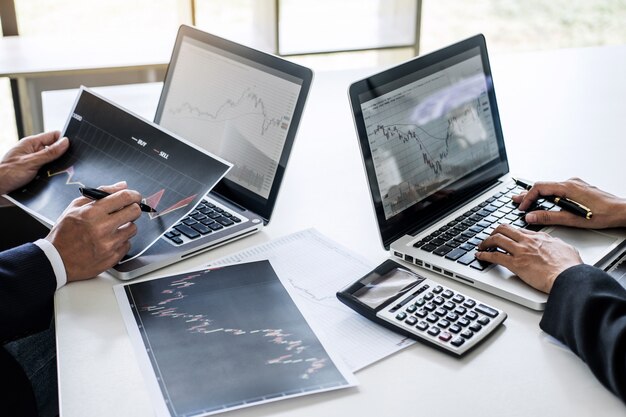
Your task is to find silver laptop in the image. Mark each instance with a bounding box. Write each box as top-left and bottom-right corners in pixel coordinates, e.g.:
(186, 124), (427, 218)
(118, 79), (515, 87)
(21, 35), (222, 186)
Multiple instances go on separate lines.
(112, 25), (312, 279)
(348, 34), (626, 310)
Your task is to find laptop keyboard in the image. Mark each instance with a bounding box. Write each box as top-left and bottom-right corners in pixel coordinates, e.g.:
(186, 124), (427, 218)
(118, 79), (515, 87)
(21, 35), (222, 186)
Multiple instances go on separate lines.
(162, 198), (245, 246)
(412, 184), (554, 271)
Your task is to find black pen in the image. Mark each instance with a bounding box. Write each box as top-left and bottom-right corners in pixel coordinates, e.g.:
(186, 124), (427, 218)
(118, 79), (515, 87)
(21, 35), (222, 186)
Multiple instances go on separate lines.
(79, 187), (157, 213)
(512, 178), (592, 220)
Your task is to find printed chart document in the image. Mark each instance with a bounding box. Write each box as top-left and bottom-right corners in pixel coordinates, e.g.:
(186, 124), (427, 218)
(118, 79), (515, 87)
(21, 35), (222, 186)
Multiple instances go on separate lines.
(210, 229), (414, 371)
(114, 260), (356, 417)
(7, 87), (231, 261)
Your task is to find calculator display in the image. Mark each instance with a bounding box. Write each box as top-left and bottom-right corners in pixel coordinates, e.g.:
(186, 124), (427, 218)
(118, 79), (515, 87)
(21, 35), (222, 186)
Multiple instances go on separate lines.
(353, 268), (421, 309)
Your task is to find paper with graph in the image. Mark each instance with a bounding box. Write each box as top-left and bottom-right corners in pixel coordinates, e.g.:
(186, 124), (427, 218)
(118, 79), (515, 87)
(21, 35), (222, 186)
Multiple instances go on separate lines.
(209, 229), (414, 371)
(114, 260), (356, 417)
(7, 87), (231, 262)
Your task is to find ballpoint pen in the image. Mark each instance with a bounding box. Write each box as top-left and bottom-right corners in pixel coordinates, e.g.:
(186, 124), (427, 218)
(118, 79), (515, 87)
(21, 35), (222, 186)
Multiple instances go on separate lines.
(79, 187), (157, 213)
(512, 178), (592, 219)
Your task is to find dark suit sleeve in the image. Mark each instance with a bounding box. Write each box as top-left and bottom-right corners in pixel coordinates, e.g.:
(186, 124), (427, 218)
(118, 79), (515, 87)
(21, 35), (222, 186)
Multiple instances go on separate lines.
(0, 243), (57, 343)
(540, 264), (626, 402)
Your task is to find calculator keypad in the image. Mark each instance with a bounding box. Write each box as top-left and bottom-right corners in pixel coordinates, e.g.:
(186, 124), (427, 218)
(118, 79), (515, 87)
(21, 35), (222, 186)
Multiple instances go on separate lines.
(383, 281), (505, 355)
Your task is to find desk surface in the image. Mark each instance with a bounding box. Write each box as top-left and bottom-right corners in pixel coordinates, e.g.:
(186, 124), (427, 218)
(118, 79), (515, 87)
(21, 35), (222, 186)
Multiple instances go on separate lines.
(53, 44), (626, 416)
(0, 35), (170, 77)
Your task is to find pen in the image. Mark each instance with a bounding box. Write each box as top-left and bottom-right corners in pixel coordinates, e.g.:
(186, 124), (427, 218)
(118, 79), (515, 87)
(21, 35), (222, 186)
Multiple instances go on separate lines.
(512, 178), (592, 220)
(79, 187), (157, 213)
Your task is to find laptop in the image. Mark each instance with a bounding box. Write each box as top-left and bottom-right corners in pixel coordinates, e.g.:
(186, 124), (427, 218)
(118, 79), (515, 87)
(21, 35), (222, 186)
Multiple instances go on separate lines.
(348, 34), (626, 310)
(111, 25), (312, 280)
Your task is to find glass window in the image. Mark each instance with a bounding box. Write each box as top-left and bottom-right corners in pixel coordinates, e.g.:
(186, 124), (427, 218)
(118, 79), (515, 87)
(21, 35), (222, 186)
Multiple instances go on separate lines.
(194, 0), (277, 53)
(13, 0), (180, 39)
(279, 0), (417, 55)
(420, 0), (626, 54)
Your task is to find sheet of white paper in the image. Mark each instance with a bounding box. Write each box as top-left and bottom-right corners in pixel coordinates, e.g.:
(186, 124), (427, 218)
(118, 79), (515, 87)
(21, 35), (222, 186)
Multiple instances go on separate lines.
(209, 228), (414, 371)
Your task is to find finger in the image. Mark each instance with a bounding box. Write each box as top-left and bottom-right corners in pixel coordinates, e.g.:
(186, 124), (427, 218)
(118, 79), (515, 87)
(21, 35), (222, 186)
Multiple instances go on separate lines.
(517, 182), (568, 211)
(98, 181), (129, 194)
(489, 223), (527, 241)
(116, 222), (138, 242)
(511, 191), (527, 204)
(42, 136), (69, 158)
(22, 130), (61, 148)
(97, 189), (142, 214)
(524, 209), (584, 227)
(107, 200), (142, 226)
(478, 232), (519, 255)
(35, 131), (62, 147)
(67, 195), (94, 208)
(475, 250), (513, 269)
(27, 136), (69, 166)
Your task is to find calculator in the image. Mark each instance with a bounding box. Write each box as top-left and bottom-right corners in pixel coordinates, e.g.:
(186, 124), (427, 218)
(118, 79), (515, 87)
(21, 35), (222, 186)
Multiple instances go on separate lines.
(337, 259), (507, 356)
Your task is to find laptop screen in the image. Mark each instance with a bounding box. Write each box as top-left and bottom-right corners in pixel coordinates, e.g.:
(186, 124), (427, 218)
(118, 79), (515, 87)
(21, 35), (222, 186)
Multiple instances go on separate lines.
(349, 35), (508, 248)
(155, 25), (312, 222)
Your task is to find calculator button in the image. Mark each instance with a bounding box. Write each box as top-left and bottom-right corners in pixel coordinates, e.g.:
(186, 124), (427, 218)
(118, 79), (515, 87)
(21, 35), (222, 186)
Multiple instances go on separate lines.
(439, 332), (452, 342)
(426, 314), (438, 323)
(449, 324), (462, 334)
(405, 316), (418, 326)
(451, 337), (465, 347)
(438, 319), (450, 328)
(446, 313), (459, 322)
(465, 311), (478, 320)
(477, 316), (491, 326)
(415, 297), (425, 307)
(475, 304), (499, 318)
(414, 309), (427, 318)
(424, 302), (436, 312)
(454, 306), (467, 315)
(424, 293), (434, 301)
(442, 289), (454, 298)
(406, 304), (417, 313)
(416, 321), (429, 331)
(452, 294), (465, 303)
(433, 296), (444, 305)
(469, 323), (483, 333)
(443, 301), (455, 310)
(427, 327), (441, 336)
(461, 330), (474, 339)
(434, 308), (447, 317)
(458, 318), (470, 327)
(463, 299), (476, 308)
(433, 286), (443, 294)
(395, 312), (407, 320)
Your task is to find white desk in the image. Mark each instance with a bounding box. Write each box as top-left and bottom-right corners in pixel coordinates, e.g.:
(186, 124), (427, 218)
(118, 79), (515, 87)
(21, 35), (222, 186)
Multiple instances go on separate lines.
(52, 44), (626, 416)
(0, 34), (170, 136)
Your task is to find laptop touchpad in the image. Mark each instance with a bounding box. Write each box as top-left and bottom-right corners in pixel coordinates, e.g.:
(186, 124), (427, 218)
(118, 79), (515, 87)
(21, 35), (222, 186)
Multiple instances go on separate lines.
(544, 226), (622, 265)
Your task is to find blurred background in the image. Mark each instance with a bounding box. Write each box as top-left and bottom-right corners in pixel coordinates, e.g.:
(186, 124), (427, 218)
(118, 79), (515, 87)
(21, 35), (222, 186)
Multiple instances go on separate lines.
(2, 0), (626, 156)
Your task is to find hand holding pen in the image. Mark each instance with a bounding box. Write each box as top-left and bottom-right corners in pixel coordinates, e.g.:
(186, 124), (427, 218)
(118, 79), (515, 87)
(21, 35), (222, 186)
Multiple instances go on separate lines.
(510, 177), (626, 229)
(79, 187), (157, 213)
(513, 178), (592, 219)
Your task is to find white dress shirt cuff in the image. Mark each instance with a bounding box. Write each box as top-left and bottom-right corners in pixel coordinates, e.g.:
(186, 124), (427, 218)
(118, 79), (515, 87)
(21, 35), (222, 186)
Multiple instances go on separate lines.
(34, 239), (68, 290)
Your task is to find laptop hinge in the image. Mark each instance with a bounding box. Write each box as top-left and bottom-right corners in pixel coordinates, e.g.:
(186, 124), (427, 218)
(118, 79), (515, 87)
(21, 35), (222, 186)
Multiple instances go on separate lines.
(211, 191), (247, 211)
(211, 191), (270, 226)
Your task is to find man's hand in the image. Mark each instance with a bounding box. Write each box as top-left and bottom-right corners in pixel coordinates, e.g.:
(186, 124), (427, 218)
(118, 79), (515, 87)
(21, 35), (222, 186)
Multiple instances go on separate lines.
(45, 182), (142, 281)
(476, 224), (583, 293)
(0, 131), (69, 195)
(515, 177), (626, 229)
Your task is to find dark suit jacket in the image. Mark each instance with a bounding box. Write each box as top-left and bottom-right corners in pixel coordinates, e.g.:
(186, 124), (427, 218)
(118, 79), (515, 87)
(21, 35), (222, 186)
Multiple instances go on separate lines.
(1, 243), (57, 416)
(540, 264), (626, 403)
